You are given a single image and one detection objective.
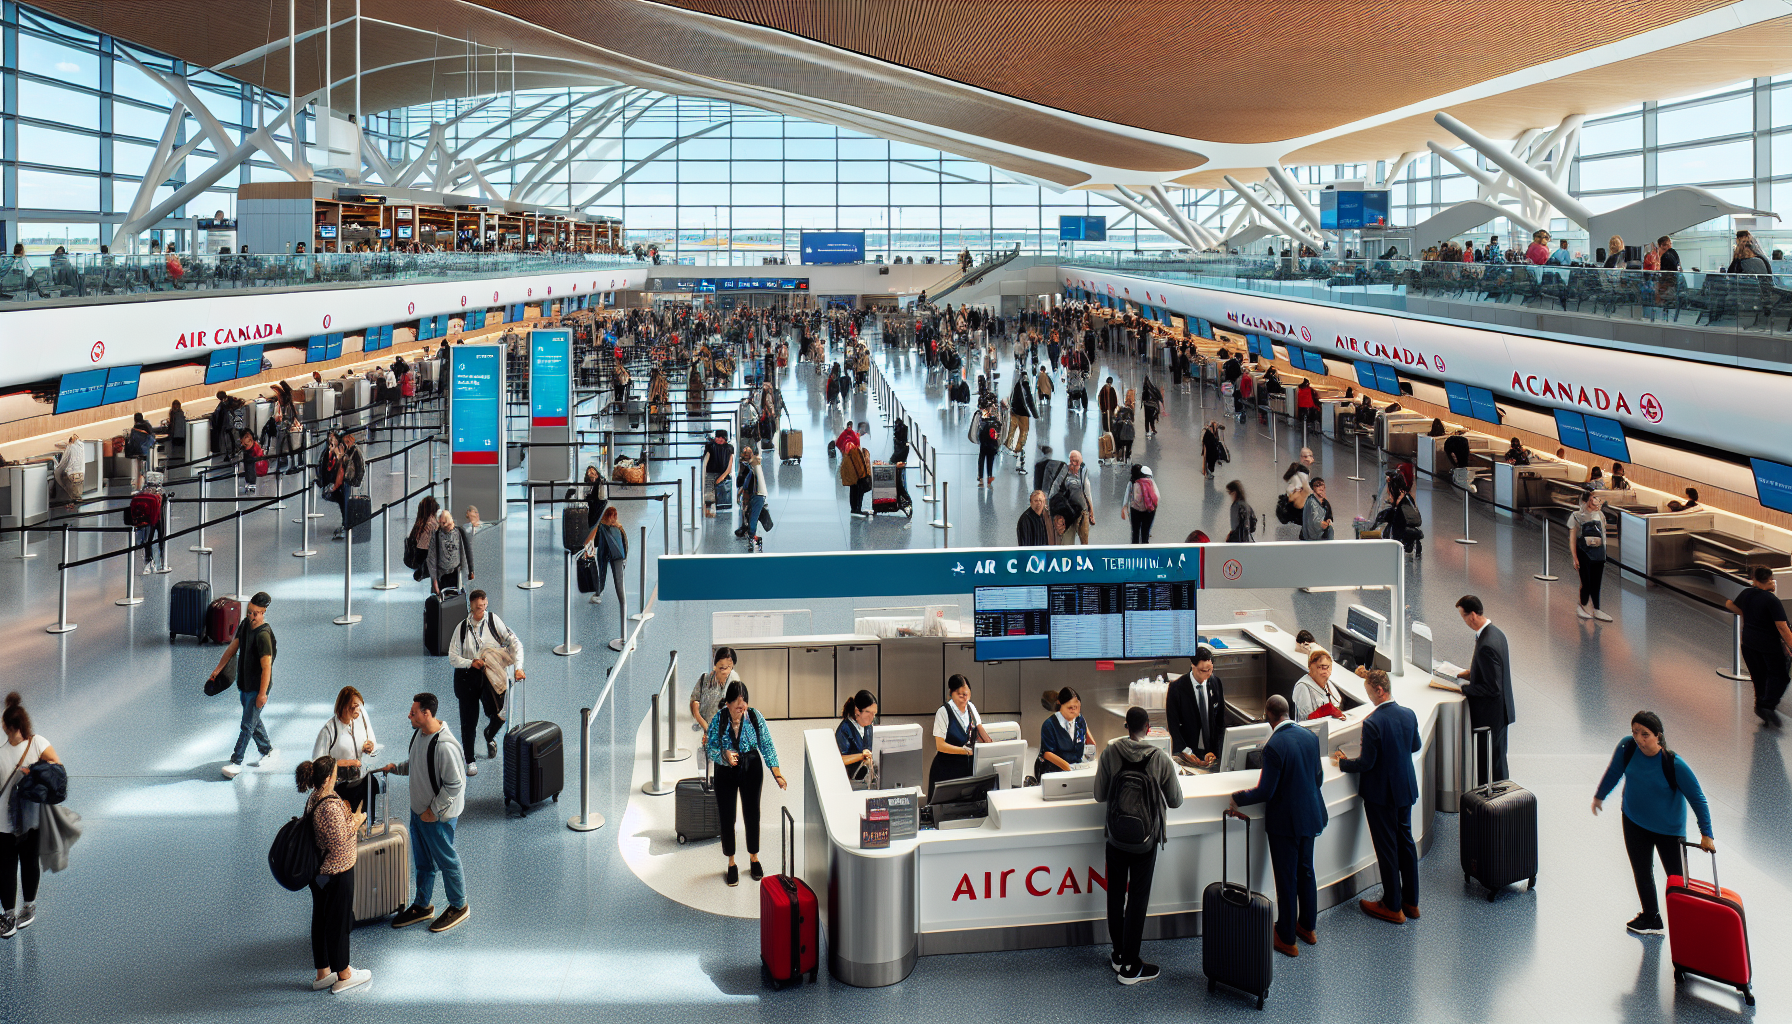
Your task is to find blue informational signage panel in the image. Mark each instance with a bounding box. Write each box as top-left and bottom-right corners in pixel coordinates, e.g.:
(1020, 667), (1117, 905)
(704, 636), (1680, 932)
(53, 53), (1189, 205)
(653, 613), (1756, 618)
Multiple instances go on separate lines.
(204, 349), (238, 384)
(101, 365), (141, 405)
(529, 329), (572, 427)
(1583, 414), (1631, 462)
(1445, 382), (1471, 416)
(1058, 215), (1108, 241)
(1554, 409), (1590, 452)
(1321, 190), (1393, 230)
(1752, 458), (1792, 514)
(1374, 365), (1401, 395)
(1466, 386), (1499, 423)
(234, 344), (264, 378)
(450, 346), (503, 466)
(54, 368), (109, 414)
(799, 231), (866, 264)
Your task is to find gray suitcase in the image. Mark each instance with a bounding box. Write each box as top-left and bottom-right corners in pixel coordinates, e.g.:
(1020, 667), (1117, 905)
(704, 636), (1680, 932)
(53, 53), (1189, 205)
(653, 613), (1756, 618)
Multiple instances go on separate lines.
(675, 757), (721, 845)
(351, 778), (410, 925)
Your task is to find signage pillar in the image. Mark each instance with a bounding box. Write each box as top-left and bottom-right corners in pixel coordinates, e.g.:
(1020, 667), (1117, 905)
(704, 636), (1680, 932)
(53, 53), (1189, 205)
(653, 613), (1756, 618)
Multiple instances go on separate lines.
(529, 328), (573, 485)
(450, 343), (507, 539)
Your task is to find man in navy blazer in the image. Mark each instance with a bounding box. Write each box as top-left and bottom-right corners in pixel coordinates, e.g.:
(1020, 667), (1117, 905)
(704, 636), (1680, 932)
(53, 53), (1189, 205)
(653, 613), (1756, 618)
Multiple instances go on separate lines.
(1334, 669), (1421, 924)
(1454, 594), (1515, 782)
(1229, 694), (1327, 957)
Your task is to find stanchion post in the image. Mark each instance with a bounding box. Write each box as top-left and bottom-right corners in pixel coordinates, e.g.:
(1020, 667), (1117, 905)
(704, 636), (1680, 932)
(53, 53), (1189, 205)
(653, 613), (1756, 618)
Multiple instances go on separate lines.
(630, 524), (653, 623)
(374, 504), (400, 590)
(293, 481), (317, 557)
(519, 484), (543, 590)
(674, 479), (684, 554)
(116, 529), (143, 606)
(155, 492), (172, 573)
(1533, 516), (1559, 582)
(228, 495), (247, 601)
(663, 652), (690, 762)
(688, 465), (701, 533)
(333, 522), (361, 625)
(1717, 616), (1752, 681)
(1347, 429), (1365, 482)
(1455, 479), (1478, 546)
(15, 520), (34, 560)
(554, 548), (582, 656)
(45, 527), (75, 634)
(931, 479), (953, 539)
(190, 468), (213, 553)
(643, 690), (674, 796)
(566, 706), (603, 831)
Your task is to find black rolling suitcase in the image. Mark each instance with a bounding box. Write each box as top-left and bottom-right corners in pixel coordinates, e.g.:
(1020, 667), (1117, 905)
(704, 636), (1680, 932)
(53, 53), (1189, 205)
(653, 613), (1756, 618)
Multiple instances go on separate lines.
(170, 579), (211, 642)
(1460, 727), (1538, 900)
(562, 499), (590, 551)
(502, 673), (564, 815)
(424, 588), (469, 656)
(1203, 809), (1274, 1009)
(345, 493), (372, 542)
(675, 757), (721, 845)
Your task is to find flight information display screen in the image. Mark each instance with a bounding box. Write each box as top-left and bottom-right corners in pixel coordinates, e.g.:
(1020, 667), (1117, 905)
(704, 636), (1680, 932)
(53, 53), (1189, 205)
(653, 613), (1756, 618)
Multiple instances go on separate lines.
(1047, 584), (1125, 660)
(977, 581), (1196, 661)
(1122, 581), (1200, 658)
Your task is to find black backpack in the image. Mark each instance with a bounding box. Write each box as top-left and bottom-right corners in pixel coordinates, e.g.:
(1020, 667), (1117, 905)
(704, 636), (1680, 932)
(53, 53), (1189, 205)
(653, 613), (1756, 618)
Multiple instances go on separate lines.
(1275, 493), (1298, 525)
(268, 796), (333, 891)
(1105, 753), (1164, 853)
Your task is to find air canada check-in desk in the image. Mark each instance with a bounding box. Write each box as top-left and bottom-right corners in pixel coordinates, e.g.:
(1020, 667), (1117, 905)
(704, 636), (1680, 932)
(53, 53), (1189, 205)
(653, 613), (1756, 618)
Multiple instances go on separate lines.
(659, 542), (1469, 988)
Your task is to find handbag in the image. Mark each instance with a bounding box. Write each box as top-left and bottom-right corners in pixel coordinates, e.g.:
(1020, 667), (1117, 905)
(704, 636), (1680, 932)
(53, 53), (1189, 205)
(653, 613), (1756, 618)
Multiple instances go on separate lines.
(758, 506), (774, 532)
(204, 657), (236, 696)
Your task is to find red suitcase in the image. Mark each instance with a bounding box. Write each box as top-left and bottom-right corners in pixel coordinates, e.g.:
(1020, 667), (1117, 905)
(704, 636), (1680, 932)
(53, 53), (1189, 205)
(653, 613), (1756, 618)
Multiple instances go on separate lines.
(1667, 843), (1754, 1005)
(206, 598), (241, 645)
(760, 807), (819, 989)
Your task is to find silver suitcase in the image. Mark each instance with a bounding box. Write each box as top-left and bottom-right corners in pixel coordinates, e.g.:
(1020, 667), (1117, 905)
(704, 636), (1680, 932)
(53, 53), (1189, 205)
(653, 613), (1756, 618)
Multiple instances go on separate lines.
(352, 776), (410, 925)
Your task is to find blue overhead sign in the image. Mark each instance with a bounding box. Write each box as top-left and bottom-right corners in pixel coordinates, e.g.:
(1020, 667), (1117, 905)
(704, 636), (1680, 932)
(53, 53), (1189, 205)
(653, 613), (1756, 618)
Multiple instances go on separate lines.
(1059, 215), (1107, 241)
(529, 328), (572, 427)
(1321, 190), (1392, 230)
(800, 231), (866, 264)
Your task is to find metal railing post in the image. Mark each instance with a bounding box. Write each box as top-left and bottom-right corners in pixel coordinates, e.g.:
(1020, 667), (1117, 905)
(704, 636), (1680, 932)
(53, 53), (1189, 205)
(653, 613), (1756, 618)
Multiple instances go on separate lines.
(156, 492), (172, 573)
(190, 468), (213, 553)
(931, 479), (953, 533)
(15, 521), (34, 560)
(643, 690), (674, 796)
(116, 529), (143, 607)
(630, 524), (653, 623)
(921, 433), (936, 504)
(688, 465), (701, 533)
(1533, 516), (1559, 582)
(554, 548), (582, 656)
(374, 504), (401, 590)
(293, 481), (317, 557)
(1455, 480), (1478, 546)
(674, 479), (684, 555)
(566, 706), (603, 831)
(519, 484), (543, 590)
(1718, 616), (1752, 681)
(228, 495), (248, 601)
(45, 527), (75, 634)
(334, 521), (361, 625)
(1347, 429), (1365, 482)
(663, 651), (690, 763)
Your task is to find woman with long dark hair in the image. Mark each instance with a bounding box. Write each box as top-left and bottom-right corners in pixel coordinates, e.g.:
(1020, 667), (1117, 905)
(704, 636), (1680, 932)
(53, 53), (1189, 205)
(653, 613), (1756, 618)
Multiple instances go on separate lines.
(295, 754), (369, 992)
(1592, 711), (1714, 936)
(1, 693), (58, 939)
(705, 681), (785, 886)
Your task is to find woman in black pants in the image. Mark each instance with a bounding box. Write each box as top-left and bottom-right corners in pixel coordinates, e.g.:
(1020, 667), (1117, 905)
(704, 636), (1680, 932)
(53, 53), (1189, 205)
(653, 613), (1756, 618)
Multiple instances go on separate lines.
(975, 404), (1000, 487)
(1, 694), (57, 939)
(706, 682), (787, 887)
(296, 755), (371, 993)
(1591, 711), (1715, 936)
(1569, 492), (1614, 622)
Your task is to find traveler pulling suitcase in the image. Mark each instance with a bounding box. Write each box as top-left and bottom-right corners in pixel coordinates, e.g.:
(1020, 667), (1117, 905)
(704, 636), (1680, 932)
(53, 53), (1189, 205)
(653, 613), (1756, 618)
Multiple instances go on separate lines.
(207, 597), (241, 646)
(351, 776), (410, 925)
(778, 428), (803, 464)
(424, 588), (469, 656)
(1667, 842), (1754, 1005)
(503, 676), (564, 815)
(1203, 808), (1274, 1009)
(170, 579), (212, 642)
(675, 757), (721, 845)
(761, 807), (819, 990)
(1459, 727), (1538, 900)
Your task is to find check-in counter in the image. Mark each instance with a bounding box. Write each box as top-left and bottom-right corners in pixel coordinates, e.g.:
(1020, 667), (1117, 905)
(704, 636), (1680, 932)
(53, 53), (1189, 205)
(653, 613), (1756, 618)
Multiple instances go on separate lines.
(339, 379), (372, 429)
(1617, 508), (1792, 608)
(1497, 459), (1583, 515)
(1324, 400), (1369, 442)
(804, 619), (1468, 987)
(171, 420), (211, 481)
(305, 384), (336, 425)
(0, 463), (50, 528)
(1374, 411), (1432, 458)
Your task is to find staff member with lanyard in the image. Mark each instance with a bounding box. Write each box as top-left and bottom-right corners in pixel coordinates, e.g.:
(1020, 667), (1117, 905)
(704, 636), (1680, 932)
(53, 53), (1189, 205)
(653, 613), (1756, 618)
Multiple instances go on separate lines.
(931, 674), (992, 793)
(1038, 687), (1093, 779)
(705, 681), (785, 887)
(836, 690), (878, 786)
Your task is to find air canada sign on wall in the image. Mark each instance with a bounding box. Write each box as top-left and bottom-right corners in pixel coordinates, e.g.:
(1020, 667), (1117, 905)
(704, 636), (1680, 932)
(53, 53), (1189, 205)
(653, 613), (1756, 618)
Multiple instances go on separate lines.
(173, 322), (285, 349)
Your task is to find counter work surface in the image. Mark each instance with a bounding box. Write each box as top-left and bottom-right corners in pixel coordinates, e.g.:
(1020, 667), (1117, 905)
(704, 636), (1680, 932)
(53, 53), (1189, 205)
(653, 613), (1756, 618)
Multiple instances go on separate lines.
(804, 621), (1468, 973)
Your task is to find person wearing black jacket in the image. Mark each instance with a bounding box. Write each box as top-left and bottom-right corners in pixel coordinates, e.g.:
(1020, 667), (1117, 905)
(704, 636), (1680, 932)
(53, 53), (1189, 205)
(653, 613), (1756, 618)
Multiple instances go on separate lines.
(1453, 595), (1515, 781)
(1004, 376), (1038, 471)
(1165, 648), (1226, 768)
(1017, 490), (1050, 546)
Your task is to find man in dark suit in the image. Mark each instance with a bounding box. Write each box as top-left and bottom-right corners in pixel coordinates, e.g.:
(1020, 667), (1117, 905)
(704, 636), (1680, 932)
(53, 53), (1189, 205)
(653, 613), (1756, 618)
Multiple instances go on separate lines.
(1165, 647), (1226, 769)
(1455, 594), (1515, 782)
(1229, 695), (1328, 957)
(1334, 669), (1421, 924)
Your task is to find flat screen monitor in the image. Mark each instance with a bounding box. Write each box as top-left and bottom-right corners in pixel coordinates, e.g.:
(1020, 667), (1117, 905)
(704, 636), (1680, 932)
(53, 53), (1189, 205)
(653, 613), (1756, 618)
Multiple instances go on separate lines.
(233, 344), (263, 378)
(1298, 717), (1332, 754)
(378, 228), (392, 239)
(800, 231), (866, 264)
(1555, 409), (1590, 451)
(1752, 458), (1792, 514)
(1373, 364), (1401, 394)
(397, 225), (413, 239)
(318, 224), (338, 239)
(1583, 414), (1630, 462)
(307, 335), (329, 361)
(1058, 215), (1107, 241)
(1219, 722), (1274, 773)
(1122, 581), (1200, 658)
(204, 348), (239, 384)
(1345, 604), (1390, 648)
(1354, 361), (1379, 391)
(1047, 583), (1125, 660)
(870, 723), (924, 791)
(101, 365), (141, 406)
(972, 739), (1027, 790)
(928, 772), (998, 807)
(1466, 385), (1499, 423)
(54, 368), (109, 415)
(1445, 381), (1472, 416)
(974, 585), (1051, 661)
(1321, 189), (1391, 230)
(1331, 624), (1378, 675)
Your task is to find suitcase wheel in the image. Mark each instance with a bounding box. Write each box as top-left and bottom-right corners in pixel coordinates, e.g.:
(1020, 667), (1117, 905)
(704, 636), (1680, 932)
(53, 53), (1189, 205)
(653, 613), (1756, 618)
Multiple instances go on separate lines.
(1673, 969), (1684, 984)
(1486, 890), (1498, 903)
(676, 832), (688, 845)
(1529, 876), (1537, 889)
(1257, 996), (1265, 1011)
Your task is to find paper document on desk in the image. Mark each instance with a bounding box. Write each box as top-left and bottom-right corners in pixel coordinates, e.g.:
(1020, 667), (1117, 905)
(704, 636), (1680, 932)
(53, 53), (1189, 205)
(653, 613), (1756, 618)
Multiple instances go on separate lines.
(1429, 662), (1466, 691)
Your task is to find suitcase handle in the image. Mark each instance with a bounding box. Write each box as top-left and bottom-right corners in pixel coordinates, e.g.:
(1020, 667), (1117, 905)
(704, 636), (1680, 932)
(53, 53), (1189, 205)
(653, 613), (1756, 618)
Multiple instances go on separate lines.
(1471, 726), (1492, 790)
(781, 805), (797, 880)
(1679, 840), (1720, 893)
(1221, 807), (1252, 896)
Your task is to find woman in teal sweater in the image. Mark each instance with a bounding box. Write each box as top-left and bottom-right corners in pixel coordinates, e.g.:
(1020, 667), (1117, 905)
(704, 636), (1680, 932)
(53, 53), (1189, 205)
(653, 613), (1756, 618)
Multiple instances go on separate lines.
(1592, 710), (1715, 936)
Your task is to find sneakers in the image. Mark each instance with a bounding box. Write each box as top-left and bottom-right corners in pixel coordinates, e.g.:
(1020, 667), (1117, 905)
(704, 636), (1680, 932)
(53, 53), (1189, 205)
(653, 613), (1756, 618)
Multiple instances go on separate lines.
(0, 913), (15, 939)
(221, 762), (243, 779)
(391, 903), (435, 928)
(429, 905), (470, 933)
(1117, 962), (1160, 986)
(725, 864), (740, 887)
(142, 565), (155, 576)
(588, 594), (602, 605)
(487, 739), (498, 759)
(467, 761), (478, 777)
(311, 973), (340, 991)
(1626, 913), (1665, 935)
(1593, 609), (1614, 622)
(17, 903), (34, 930)
(256, 748), (277, 766)
(1576, 604), (1593, 620)
(1110, 950), (1124, 973)
(331, 968), (373, 993)
(749, 860), (765, 881)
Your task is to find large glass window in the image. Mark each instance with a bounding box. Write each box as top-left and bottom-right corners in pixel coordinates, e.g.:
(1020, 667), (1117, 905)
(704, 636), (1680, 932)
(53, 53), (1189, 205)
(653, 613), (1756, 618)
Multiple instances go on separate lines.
(1657, 140), (1753, 186)
(18, 33), (101, 89)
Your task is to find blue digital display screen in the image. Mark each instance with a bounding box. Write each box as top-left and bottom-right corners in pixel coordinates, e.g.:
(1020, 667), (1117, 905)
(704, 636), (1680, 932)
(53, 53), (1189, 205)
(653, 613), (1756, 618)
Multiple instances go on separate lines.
(1751, 458), (1792, 514)
(1445, 381), (1472, 416)
(1467, 386), (1499, 423)
(101, 365), (141, 405)
(1583, 414), (1630, 462)
(451, 346), (503, 465)
(800, 231), (866, 264)
(1354, 362), (1379, 390)
(308, 335), (328, 360)
(1058, 215), (1108, 241)
(1554, 409), (1590, 452)
(1321, 190), (1392, 230)
(529, 329), (572, 427)
(234, 344), (264, 378)
(54, 368), (109, 414)
(204, 349), (239, 384)
(1373, 365), (1401, 394)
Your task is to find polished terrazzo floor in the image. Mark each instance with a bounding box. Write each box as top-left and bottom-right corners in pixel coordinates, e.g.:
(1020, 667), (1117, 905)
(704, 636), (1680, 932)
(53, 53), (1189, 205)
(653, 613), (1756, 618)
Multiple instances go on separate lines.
(0, 321), (1781, 1023)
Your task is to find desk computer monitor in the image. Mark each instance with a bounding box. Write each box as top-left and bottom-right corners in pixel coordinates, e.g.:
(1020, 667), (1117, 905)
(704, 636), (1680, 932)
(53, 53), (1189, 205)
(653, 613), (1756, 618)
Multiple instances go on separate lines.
(982, 720), (1022, 743)
(929, 773), (999, 829)
(872, 723), (924, 792)
(1039, 769), (1098, 801)
(972, 738), (1027, 790)
(1298, 717), (1331, 755)
(1218, 721), (1274, 773)
(1331, 624), (1381, 675)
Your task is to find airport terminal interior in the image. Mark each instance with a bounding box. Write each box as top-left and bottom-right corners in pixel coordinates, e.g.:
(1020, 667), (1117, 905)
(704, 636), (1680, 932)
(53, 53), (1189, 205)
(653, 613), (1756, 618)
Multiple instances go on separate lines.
(4, 2), (1792, 1021)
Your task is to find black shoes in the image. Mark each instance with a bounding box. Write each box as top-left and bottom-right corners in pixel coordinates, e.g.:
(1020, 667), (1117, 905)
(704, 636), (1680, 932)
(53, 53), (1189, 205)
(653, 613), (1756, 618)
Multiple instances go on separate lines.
(749, 860), (765, 881)
(725, 864), (740, 887)
(1626, 912), (1665, 935)
(391, 903), (435, 929)
(1117, 962), (1160, 985)
(429, 904), (471, 933)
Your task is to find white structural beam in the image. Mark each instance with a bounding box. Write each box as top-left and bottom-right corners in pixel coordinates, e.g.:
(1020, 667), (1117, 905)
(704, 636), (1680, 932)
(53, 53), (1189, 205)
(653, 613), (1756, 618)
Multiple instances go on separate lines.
(572, 120), (730, 209)
(1425, 141), (1495, 186)
(1148, 184), (1217, 248)
(1382, 151), (1421, 188)
(1105, 187), (1195, 247)
(1263, 165), (1325, 237)
(1435, 112), (1592, 227)
(1223, 175), (1324, 250)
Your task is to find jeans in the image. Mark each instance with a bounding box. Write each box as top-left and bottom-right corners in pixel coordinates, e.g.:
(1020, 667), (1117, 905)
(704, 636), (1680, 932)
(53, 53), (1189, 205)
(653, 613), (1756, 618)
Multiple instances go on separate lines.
(411, 812), (465, 909)
(1105, 843), (1157, 969)
(1364, 801), (1419, 911)
(231, 686), (272, 765)
(310, 869), (355, 973)
(0, 828), (40, 910)
(136, 519), (167, 565)
(1622, 814), (1681, 918)
(743, 494), (766, 539)
(1267, 833), (1317, 945)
